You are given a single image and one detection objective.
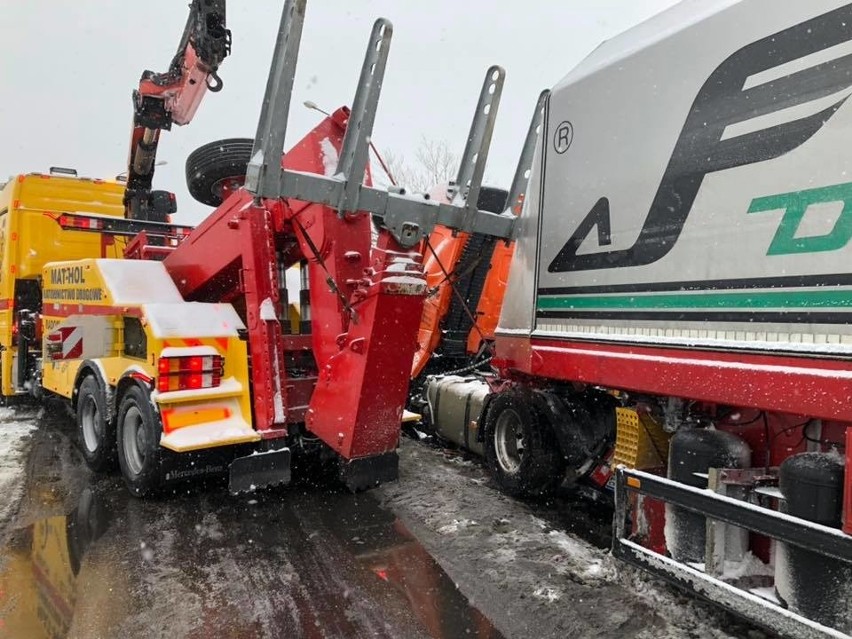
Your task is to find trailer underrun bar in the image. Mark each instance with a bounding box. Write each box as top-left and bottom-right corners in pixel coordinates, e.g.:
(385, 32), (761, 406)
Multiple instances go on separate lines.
(613, 467), (852, 639)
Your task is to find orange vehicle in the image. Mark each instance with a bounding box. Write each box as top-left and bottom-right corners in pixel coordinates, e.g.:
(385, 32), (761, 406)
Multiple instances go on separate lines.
(411, 186), (511, 380)
(410, 92), (545, 384)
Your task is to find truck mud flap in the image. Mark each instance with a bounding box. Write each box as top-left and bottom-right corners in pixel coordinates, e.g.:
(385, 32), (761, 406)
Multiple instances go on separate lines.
(228, 448), (292, 495)
(612, 468), (852, 639)
(339, 451), (399, 492)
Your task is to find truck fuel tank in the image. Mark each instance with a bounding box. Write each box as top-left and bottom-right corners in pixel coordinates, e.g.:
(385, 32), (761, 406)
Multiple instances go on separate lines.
(424, 375), (491, 456)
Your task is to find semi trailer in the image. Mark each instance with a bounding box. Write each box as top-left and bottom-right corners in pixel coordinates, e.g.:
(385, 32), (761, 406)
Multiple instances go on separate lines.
(419, 1), (852, 637)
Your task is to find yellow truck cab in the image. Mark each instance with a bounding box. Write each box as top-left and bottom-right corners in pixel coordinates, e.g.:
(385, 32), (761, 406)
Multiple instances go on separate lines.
(0, 171), (127, 398)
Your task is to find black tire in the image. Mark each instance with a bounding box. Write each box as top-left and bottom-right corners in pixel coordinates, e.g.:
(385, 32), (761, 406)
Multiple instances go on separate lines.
(116, 384), (163, 497)
(76, 375), (115, 472)
(483, 391), (565, 498)
(185, 137), (253, 207)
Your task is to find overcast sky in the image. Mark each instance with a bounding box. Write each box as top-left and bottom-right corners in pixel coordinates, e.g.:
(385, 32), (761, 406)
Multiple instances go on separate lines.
(0, 1), (678, 224)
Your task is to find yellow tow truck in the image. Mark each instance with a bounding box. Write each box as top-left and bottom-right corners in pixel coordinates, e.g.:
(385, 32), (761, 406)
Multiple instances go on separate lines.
(0, 171), (266, 496)
(40, 255), (258, 494)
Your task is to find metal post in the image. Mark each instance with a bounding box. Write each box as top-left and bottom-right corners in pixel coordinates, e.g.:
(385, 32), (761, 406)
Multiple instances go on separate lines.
(335, 18), (393, 214)
(705, 468), (726, 576)
(613, 467), (629, 543)
(245, 0), (307, 199)
(454, 65), (505, 229)
(505, 89), (549, 218)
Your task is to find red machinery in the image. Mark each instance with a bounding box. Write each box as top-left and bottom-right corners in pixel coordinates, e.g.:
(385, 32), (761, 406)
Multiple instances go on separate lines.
(123, 0), (230, 221)
(144, 0), (522, 489)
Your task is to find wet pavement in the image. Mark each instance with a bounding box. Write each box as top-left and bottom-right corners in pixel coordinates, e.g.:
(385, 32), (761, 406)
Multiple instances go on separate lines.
(0, 408), (766, 639)
(0, 414), (502, 639)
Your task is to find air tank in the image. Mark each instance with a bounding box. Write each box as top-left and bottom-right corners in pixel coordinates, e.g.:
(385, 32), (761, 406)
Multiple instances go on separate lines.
(665, 428), (751, 563)
(775, 452), (850, 633)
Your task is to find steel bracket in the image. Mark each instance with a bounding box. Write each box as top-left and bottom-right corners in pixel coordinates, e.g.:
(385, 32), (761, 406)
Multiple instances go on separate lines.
(244, 0), (542, 248)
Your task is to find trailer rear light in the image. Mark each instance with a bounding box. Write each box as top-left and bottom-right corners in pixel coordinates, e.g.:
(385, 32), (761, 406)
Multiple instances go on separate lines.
(157, 355), (223, 393)
(57, 214), (104, 230)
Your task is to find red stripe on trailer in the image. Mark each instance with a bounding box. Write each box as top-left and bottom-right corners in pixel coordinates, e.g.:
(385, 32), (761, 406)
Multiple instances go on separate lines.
(497, 336), (852, 423)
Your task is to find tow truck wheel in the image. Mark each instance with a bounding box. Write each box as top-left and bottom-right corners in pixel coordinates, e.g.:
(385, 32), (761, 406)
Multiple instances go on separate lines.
(77, 375), (115, 472)
(483, 391), (565, 498)
(117, 385), (163, 497)
(186, 137), (254, 207)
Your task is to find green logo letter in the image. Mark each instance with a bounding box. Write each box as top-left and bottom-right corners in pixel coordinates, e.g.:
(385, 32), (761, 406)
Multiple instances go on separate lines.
(748, 182), (852, 255)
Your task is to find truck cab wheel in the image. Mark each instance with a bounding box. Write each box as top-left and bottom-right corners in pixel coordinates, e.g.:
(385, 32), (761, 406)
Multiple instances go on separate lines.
(185, 137), (253, 207)
(117, 384), (163, 497)
(483, 391), (565, 498)
(77, 375), (116, 472)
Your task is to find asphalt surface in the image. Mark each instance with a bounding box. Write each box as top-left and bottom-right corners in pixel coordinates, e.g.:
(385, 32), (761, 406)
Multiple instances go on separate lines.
(0, 406), (766, 639)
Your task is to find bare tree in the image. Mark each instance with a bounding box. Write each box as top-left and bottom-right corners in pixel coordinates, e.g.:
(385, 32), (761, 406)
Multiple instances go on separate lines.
(381, 137), (459, 194)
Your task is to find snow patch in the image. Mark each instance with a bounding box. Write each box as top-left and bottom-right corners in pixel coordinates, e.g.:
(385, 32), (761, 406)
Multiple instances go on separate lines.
(532, 586), (562, 602)
(160, 345), (220, 358)
(721, 552), (774, 581)
(159, 417), (257, 449)
(96, 259), (183, 304)
(386, 260), (415, 272)
(384, 275), (426, 286)
(544, 525), (610, 581)
(437, 518), (478, 535)
(319, 138), (339, 177)
(0, 409), (38, 524)
(259, 297), (277, 321)
(144, 302), (245, 339)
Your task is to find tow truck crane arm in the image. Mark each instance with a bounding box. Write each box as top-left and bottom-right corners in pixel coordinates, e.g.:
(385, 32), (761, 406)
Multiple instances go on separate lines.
(124, 0), (231, 221)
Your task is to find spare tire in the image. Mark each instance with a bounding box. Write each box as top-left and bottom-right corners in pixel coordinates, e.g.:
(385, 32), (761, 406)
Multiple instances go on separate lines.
(186, 137), (253, 206)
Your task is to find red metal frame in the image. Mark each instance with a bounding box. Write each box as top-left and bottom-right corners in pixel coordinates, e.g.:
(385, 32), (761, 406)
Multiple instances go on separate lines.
(497, 334), (852, 531)
(137, 45), (212, 127)
(162, 108), (427, 460)
(497, 336), (852, 423)
(307, 235), (426, 458)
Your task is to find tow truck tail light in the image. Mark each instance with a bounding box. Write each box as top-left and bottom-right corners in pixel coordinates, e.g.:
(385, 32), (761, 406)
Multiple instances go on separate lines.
(58, 214), (104, 230)
(157, 355), (223, 393)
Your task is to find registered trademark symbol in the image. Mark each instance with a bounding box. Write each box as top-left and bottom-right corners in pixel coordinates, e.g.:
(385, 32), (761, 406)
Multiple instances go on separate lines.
(554, 121), (573, 154)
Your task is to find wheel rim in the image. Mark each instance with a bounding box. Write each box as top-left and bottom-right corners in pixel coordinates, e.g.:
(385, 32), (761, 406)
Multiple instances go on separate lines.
(81, 395), (102, 453)
(212, 175), (245, 201)
(122, 405), (147, 476)
(494, 409), (525, 474)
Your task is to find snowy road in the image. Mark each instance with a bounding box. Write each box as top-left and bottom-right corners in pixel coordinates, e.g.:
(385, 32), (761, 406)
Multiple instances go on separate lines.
(0, 407), (769, 638)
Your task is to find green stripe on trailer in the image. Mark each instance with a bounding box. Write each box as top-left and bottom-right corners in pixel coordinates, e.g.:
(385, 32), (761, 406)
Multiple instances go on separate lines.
(537, 289), (852, 311)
